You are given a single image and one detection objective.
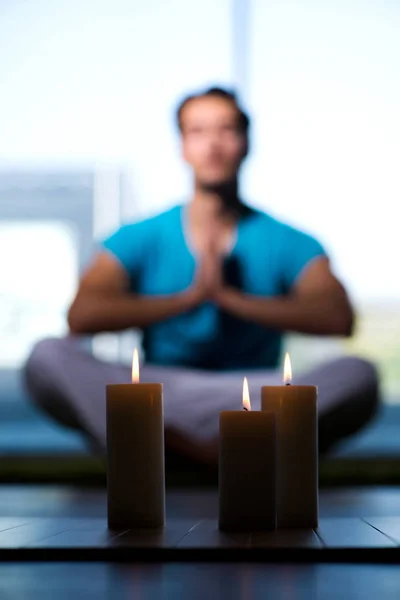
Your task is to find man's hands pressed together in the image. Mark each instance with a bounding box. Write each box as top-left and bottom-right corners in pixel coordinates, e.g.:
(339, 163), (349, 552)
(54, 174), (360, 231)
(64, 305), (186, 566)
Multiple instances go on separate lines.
(191, 232), (225, 303)
(185, 220), (355, 338)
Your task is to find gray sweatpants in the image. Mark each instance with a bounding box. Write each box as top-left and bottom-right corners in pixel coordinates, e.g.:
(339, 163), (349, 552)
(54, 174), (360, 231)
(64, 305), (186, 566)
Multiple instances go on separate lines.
(23, 337), (380, 463)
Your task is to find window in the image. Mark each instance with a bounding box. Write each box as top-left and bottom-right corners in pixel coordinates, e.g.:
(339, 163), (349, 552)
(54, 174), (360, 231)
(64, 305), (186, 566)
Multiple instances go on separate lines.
(0, 222), (77, 367)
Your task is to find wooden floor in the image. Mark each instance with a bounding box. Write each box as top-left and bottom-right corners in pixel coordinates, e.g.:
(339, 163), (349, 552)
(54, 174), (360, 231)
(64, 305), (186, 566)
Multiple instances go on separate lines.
(0, 485), (400, 598)
(0, 514), (399, 563)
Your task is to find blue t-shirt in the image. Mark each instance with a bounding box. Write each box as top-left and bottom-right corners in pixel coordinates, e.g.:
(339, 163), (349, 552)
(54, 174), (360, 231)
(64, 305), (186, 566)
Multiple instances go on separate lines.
(102, 204), (326, 370)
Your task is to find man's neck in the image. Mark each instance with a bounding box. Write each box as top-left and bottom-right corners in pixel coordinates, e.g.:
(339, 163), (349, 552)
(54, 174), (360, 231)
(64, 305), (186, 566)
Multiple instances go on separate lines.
(190, 180), (244, 225)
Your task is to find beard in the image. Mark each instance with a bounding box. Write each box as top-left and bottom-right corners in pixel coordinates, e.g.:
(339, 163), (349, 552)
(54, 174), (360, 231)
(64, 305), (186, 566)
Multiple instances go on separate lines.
(198, 176), (237, 199)
(196, 176), (250, 218)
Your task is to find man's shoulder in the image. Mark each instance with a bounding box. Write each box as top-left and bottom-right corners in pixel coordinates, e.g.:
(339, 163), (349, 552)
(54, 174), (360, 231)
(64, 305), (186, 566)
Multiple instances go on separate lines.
(249, 207), (319, 240)
(246, 206), (325, 256)
(119, 203), (181, 232)
(245, 206), (287, 234)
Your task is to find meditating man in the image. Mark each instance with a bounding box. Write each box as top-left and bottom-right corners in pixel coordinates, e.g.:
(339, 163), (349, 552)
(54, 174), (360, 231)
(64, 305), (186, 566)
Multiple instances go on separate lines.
(24, 86), (379, 462)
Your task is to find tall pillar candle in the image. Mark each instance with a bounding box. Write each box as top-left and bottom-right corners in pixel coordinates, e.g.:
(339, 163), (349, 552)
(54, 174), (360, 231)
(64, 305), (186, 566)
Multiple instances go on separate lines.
(106, 349), (165, 529)
(261, 353), (318, 529)
(219, 377), (276, 532)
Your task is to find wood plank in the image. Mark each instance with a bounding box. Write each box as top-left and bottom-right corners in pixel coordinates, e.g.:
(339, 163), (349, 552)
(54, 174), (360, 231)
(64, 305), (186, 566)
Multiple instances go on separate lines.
(316, 518), (396, 548)
(0, 518), (124, 549)
(56, 518), (110, 531)
(114, 519), (198, 548)
(251, 529), (322, 548)
(0, 519), (84, 548)
(362, 517), (400, 545)
(0, 518), (32, 532)
(27, 529), (126, 548)
(28, 519), (196, 549)
(46, 517), (122, 532)
(177, 519), (250, 548)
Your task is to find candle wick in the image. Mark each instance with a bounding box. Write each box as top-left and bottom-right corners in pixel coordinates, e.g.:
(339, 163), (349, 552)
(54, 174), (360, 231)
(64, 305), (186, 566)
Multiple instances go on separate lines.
(285, 382), (291, 386)
(243, 406), (249, 411)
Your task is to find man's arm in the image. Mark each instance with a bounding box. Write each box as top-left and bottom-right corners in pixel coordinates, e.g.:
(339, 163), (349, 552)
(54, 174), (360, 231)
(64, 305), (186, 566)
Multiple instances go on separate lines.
(67, 252), (201, 335)
(215, 256), (355, 336)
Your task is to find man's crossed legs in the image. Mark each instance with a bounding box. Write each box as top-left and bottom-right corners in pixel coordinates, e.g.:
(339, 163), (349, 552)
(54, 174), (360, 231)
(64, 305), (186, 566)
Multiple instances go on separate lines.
(23, 337), (380, 463)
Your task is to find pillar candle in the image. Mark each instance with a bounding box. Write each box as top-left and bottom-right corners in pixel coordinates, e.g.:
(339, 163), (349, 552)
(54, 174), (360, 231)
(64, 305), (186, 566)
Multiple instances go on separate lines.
(106, 349), (165, 529)
(261, 353), (318, 528)
(219, 378), (276, 532)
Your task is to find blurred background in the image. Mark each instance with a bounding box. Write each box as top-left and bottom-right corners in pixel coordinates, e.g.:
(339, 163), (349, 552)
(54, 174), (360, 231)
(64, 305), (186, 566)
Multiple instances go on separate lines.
(0, 0), (399, 460)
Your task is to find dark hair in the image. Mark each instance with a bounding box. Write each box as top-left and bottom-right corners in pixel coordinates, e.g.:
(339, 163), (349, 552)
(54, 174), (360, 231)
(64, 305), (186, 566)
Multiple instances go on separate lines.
(176, 86), (250, 135)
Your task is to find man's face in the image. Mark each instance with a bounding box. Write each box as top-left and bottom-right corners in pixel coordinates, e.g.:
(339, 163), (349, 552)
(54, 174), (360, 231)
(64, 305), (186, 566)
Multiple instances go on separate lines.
(180, 96), (247, 188)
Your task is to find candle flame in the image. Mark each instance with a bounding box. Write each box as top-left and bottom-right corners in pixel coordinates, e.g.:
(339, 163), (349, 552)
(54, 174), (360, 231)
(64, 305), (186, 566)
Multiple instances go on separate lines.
(283, 352), (292, 384)
(242, 377), (251, 411)
(132, 349), (140, 383)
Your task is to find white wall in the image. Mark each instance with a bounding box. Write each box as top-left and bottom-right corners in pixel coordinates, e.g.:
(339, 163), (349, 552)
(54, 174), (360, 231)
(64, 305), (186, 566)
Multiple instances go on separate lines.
(0, 0), (233, 218)
(246, 0), (400, 303)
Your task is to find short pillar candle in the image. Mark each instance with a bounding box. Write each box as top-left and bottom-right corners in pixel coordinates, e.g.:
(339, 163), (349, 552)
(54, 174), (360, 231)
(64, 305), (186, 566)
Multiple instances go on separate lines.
(219, 377), (277, 532)
(106, 349), (165, 529)
(261, 353), (318, 528)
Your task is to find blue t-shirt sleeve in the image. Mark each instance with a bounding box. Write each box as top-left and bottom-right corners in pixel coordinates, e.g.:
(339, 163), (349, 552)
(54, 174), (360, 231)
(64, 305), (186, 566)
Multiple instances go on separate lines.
(279, 223), (327, 291)
(101, 222), (148, 281)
